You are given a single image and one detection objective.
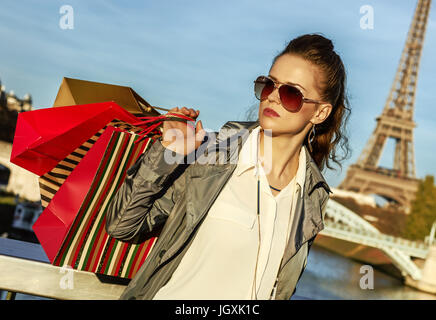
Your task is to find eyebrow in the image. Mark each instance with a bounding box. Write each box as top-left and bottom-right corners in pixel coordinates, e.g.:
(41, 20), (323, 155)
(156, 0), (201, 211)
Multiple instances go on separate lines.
(268, 74), (307, 93)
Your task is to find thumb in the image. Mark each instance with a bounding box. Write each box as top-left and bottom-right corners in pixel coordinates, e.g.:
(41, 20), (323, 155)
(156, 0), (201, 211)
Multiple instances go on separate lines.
(195, 120), (206, 142)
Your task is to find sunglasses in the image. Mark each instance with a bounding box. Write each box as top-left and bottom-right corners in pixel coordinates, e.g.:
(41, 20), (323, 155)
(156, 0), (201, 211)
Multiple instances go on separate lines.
(254, 75), (328, 112)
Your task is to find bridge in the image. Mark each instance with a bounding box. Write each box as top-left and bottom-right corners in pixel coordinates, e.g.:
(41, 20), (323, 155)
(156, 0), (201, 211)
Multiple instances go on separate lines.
(320, 199), (435, 291)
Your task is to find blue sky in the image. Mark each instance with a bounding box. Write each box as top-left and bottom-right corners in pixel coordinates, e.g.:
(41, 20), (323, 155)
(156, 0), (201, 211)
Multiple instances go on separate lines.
(1, 0), (435, 188)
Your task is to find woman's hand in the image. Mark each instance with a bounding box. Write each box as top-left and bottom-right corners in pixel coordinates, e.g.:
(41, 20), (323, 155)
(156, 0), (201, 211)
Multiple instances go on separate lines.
(161, 107), (206, 156)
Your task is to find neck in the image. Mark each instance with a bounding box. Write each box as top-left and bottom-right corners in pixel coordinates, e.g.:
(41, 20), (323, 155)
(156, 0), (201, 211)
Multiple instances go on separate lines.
(259, 128), (303, 181)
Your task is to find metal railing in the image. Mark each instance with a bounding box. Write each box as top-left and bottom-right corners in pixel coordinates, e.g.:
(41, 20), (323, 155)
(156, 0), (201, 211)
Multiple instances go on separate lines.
(320, 222), (423, 280)
(322, 199), (430, 281)
(325, 199), (381, 233)
(322, 220), (429, 258)
(0, 237), (128, 300)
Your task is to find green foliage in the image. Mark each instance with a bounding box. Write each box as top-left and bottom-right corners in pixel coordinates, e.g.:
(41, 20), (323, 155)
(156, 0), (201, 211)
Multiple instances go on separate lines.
(402, 175), (436, 241)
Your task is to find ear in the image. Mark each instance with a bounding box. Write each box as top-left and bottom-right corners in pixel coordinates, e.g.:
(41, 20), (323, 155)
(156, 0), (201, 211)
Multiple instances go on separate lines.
(311, 103), (332, 125)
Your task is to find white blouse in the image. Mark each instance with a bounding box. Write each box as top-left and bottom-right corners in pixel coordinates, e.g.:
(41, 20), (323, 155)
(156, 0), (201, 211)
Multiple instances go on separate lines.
(152, 125), (306, 300)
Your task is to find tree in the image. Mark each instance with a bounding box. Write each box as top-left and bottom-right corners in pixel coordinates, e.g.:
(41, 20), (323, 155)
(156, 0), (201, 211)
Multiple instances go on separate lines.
(402, 175), (436, 241)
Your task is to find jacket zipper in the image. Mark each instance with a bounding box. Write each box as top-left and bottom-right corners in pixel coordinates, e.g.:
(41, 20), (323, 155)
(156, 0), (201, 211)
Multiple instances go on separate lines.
(270, 277), (279, 299)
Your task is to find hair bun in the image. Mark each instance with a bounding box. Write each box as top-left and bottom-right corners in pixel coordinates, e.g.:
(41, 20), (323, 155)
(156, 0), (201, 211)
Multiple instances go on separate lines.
(316, 35), (334, 50)
(307, 34), (334, 51)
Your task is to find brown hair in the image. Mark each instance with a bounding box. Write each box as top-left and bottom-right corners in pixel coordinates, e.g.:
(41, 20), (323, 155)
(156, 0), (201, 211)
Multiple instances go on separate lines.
(271, 33), (351, 171)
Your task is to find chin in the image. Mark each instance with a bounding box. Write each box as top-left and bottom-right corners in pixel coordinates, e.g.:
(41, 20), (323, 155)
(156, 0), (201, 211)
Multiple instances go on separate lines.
(259, 115), (278, 130)
(259, 116), (298, 137)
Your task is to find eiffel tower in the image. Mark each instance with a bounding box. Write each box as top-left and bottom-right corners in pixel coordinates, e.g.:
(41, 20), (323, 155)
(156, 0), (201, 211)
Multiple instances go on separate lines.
(339, 0), (432, 210)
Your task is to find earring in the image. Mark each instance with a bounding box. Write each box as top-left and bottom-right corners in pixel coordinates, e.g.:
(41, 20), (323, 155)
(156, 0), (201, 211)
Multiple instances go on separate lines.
(307, 125), (316, 153)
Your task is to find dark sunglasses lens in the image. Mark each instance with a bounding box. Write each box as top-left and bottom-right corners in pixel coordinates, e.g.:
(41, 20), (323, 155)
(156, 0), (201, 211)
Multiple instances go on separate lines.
(254, 77), (274, 100)
(279, 85), (303, 112)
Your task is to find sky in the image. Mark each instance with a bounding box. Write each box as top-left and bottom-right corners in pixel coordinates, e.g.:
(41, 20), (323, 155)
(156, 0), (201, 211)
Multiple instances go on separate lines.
(0, 0), (435, 188)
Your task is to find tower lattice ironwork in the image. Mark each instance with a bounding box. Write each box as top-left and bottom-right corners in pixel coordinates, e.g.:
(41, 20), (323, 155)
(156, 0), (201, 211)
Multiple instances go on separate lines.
(339, 0), (432, 210)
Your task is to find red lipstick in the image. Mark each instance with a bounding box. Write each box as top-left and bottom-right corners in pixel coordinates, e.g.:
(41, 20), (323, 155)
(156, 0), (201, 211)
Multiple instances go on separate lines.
(263, 108), (280, 117)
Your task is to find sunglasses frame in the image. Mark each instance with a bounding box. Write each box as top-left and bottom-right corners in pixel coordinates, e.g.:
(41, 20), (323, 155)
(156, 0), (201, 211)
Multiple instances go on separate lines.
(254, 75), (329, 112)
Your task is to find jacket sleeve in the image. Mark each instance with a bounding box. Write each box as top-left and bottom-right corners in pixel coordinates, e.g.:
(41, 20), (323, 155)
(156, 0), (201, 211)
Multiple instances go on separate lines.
(105, 138), (186, 243)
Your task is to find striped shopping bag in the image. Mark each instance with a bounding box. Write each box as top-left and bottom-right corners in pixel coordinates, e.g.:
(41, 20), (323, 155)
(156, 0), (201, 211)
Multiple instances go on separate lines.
(38, 119), (148, 210)
(52, 128), (160, 278)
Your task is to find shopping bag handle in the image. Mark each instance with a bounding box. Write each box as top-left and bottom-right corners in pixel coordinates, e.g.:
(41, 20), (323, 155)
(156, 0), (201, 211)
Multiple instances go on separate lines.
(132, 111), (197, 144)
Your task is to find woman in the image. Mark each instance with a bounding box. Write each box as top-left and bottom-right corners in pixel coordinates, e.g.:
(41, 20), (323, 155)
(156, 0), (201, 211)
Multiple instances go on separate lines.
(105, 33), (350, 300)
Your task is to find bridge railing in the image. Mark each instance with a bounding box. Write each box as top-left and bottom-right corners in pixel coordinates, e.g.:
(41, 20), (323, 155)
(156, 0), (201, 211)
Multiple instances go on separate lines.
(323, 220), (429, 258)
(321, 221), (425, 280)
(325, 199), (381, 233)
(0, 237), (127, 300)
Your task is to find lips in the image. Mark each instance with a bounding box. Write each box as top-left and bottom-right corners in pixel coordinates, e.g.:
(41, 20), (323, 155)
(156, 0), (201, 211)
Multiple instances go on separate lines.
(263, 108), (280, 117)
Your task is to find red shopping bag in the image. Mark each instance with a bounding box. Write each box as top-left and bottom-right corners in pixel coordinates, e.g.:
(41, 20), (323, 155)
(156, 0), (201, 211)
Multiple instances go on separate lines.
(10, 101), (140, 176)
(33, 127), (156, 278)
(32, 126), (121, 262)
(32, 112), (195, 277)
(38, 119), (146, 210)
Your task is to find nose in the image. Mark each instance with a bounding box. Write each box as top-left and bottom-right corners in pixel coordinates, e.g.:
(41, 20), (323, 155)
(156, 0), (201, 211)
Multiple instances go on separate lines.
(267, 84), (281, 105)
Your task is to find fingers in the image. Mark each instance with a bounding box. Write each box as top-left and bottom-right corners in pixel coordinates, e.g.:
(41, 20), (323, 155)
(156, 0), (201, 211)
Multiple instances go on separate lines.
(181, 107), (193, 118)
(169, 106), (200, 120)
(180, 107), (200, 119)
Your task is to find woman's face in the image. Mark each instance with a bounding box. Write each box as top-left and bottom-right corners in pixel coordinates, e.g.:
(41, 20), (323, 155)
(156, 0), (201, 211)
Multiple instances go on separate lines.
(258, 53), (331, 137)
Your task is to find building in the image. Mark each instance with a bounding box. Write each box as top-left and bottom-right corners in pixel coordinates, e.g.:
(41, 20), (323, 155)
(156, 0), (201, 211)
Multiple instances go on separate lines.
(0, 78), (40, 201)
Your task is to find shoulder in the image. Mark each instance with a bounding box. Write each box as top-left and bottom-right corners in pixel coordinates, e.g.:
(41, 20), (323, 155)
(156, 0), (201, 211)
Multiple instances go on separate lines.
(219, 119), (259, 130)
(302, 147), (331, 213)
(215, 119), (259, 142)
